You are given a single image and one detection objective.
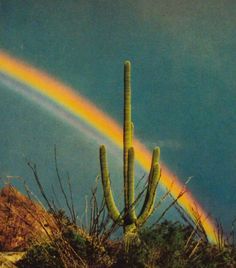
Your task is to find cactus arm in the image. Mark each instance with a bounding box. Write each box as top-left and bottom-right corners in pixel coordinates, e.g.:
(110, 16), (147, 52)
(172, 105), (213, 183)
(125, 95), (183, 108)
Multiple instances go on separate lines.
(127, 147), (137, 222)
(136, 148), (161, 226)
(124, 60), (132, 212)
(136, 163), (160, 226)
(148, 147), (160, 185)
(99, 145), (123, 224)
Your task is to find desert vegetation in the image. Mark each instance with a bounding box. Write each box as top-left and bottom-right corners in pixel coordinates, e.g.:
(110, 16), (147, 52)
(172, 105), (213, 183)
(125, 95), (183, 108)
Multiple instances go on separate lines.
(0, 181), (234, 267)
(0, 61), (236, 267)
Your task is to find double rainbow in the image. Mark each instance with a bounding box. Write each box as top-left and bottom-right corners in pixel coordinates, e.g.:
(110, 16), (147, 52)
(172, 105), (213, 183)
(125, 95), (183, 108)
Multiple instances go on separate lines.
(0, 50), (217, 243)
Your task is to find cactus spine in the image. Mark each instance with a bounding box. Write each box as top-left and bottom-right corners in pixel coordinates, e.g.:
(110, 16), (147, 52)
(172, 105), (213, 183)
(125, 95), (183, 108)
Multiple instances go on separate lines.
(99, 61), (161, 239)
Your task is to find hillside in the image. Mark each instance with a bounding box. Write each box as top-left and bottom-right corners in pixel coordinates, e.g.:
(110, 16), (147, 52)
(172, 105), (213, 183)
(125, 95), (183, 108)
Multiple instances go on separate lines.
(0, 184), (53, 252)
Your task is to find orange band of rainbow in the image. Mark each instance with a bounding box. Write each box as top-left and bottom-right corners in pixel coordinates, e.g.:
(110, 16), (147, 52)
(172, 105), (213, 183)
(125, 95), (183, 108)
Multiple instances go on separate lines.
(0, 50), (218, 243)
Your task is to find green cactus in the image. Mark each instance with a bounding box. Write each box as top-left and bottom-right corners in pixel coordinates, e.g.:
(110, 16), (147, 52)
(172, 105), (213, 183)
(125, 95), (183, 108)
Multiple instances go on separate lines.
(99, 61), (161, 242)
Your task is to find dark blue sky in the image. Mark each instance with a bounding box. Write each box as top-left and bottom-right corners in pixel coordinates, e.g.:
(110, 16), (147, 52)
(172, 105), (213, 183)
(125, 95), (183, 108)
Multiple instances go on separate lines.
(0, 1), (235, 231)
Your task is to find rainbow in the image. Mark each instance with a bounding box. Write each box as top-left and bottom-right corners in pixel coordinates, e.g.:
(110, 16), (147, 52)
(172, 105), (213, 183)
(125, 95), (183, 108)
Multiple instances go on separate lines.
(0, 50), (218, 243)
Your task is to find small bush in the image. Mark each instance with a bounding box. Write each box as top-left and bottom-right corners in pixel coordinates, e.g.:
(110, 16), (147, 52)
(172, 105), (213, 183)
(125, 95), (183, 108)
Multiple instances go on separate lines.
(17, 209), (114, 267)
(113, 221), (236, 268)
(17, 243), (64, 268)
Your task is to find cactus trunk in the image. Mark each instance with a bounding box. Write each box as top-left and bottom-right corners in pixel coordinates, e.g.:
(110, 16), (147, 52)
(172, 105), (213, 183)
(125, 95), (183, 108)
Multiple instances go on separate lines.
(123, 61), (132, 217)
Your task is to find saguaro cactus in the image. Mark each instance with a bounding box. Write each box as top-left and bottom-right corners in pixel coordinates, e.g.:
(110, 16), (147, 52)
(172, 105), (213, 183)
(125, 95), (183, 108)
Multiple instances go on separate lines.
(99, 61), (161, 240)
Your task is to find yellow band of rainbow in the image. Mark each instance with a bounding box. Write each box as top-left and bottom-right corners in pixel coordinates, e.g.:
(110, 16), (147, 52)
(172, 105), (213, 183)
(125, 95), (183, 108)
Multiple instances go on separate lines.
(0, 50), (218, 243)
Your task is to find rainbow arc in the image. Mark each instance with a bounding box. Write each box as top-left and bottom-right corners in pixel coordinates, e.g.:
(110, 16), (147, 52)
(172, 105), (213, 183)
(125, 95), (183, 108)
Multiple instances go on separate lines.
(0, 50), (218, 243)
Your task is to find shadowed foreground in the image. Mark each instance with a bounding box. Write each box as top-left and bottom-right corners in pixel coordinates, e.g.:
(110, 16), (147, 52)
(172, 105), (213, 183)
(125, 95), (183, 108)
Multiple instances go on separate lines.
(0, 185), (235, 267)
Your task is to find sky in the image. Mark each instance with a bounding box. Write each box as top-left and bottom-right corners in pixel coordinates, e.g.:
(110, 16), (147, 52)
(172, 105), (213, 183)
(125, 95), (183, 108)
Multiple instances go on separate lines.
(0, 1), (235, 232)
